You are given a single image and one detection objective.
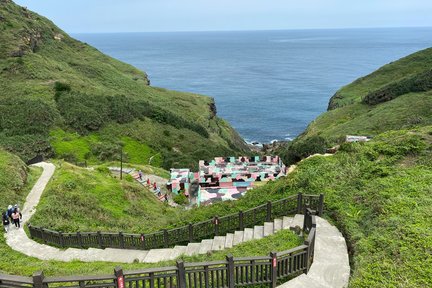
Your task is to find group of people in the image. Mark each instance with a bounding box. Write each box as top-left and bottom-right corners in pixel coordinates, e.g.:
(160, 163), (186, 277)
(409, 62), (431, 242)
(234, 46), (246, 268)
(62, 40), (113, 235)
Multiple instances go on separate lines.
(2, 204), (22, 232)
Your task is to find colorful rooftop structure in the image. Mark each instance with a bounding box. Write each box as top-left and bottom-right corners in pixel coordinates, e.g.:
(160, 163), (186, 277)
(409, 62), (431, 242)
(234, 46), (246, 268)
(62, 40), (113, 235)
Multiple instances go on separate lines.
(168, 156), (286, 206)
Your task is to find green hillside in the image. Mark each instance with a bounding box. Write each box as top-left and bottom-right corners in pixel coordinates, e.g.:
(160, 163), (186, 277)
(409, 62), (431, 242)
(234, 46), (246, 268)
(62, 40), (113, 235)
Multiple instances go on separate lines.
(288, 128), (432, 287)
(0, 0), (248, 168)
(276, 47), (432, 164)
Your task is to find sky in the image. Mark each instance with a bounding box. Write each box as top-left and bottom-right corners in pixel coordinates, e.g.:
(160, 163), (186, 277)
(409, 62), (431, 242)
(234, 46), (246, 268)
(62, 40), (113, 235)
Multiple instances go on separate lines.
(14, 0), (432, 33)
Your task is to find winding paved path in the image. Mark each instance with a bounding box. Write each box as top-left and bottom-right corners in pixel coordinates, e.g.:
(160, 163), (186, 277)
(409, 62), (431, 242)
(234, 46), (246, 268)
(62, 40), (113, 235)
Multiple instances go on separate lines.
(5, 162), (349, 287)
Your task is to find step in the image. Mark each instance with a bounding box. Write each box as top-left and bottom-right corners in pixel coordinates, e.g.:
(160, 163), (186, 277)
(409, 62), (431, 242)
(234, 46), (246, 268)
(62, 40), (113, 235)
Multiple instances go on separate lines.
(199, 239), (213, 254)
(233, 231), (244, 246)
(211, 236), (226, 251)
(185, 243), (201, 256)
(290, 214), (304, 229)
(282, 216), (293, 229)
(225, 233), (234, 249)
(143, 248), (175, 263)
(273, 218), (283, 232)
(263, 222), (274, 237)
(253, 226), (264, 240)
(243, 228), (254, 242)
(173, 245), (187, 257)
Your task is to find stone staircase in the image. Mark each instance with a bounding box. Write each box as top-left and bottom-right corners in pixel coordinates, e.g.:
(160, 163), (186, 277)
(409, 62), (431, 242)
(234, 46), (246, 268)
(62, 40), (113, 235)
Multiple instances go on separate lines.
(142, 215), (301, 263)
(109, 167), (178, 207)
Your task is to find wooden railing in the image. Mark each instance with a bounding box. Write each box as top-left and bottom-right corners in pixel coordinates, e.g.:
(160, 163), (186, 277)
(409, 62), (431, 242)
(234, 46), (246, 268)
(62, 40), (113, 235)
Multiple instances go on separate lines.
(28, 193), (324, 250)
(2, 213), (318, 288)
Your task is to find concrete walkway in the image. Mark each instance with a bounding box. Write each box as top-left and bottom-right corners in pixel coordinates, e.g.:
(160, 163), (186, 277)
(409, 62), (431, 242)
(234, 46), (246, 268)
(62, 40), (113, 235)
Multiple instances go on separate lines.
(277, 217), (350, 288)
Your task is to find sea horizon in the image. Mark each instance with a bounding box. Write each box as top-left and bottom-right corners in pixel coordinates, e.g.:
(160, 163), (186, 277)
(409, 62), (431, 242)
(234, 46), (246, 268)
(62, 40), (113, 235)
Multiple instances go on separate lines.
(74, 27), (432, 144)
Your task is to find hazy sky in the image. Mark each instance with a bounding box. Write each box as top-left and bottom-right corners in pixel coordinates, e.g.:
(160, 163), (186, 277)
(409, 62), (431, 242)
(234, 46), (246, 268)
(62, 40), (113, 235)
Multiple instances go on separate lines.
(14, 0), (432, 33)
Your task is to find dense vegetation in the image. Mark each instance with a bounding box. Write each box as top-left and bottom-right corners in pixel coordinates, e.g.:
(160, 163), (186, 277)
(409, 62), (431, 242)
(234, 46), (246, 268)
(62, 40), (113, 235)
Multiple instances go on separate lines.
(277, 48), (432, 165)
(0, 0), (248, 168)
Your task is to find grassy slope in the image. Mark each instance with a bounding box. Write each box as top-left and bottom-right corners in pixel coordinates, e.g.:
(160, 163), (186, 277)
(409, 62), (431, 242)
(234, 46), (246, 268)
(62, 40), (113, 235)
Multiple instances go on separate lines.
(0, 1), (248, 168)
(301, 47), (432, 144)
(328, 47), (432, 108)
(287, 128), (432, 287)
(30, 161), (182, 233)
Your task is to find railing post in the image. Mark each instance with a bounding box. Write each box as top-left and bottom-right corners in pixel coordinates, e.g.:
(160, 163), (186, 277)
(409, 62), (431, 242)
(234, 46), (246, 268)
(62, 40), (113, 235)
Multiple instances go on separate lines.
(33, 271), (46, 288)
(59, 232), (64, 248)
(318, 193), (324, 216)
(119, 232), (125, 248)
(266, 201), (272, 222)
(188, 223), (194, 243)
(304, 239), (311, 274)
(114, 267), (125, 288)
(239, 211), (244, 230)
(97, 231), (103, 248)
(176, 260), (187, 288)
(270, 251), (277, 288)
(28, 224), (33, 239)
(163, 229), (169, 248)
(77, 231), (83, 248)
(140, 233), (146, 250)
(40, 227), (46, 244)
(226, 254), (235, 288)
(214, 216), (219, 236)
(297, 193), (303, 214)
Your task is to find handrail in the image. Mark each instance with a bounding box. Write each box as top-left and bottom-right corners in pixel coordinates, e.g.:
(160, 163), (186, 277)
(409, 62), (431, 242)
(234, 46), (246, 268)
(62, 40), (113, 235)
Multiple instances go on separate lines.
(28, 193), (324, 251)
(1, 213), (318, 288)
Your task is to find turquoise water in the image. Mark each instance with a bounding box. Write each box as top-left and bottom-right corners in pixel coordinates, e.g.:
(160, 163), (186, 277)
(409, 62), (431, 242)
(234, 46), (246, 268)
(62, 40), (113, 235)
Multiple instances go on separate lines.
(75, 28), (432, 143)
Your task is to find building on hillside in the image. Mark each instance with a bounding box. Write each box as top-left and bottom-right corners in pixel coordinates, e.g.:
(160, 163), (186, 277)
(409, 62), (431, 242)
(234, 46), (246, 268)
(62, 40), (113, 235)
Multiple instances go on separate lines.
(168, 156), (286, 206)
(346, 135), (372, 143)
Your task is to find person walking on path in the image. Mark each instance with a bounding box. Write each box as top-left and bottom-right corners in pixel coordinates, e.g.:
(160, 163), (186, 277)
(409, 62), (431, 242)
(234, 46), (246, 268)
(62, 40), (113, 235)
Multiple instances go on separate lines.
(146, 178), (151, 186)
(2, 212), (10, 233)
(13, 204), (22, 222)
(7, 205), (13, 221)
(138, 170), (143, 181)
(153, 182), (157, 191)
(11, 209), (21, 228)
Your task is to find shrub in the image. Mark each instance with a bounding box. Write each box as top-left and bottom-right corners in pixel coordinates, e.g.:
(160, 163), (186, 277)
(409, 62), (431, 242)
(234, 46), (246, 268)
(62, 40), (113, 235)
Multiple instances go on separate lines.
(173, 193), (188, 205)
(363, 69), (432, 105)
(279, 135), (329, 165)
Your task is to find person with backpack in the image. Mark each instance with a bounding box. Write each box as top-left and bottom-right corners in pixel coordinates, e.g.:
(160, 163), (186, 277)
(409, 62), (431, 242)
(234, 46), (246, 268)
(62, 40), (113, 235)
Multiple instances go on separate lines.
(2, 212), (10, 233)
(6, 205), (13, 221)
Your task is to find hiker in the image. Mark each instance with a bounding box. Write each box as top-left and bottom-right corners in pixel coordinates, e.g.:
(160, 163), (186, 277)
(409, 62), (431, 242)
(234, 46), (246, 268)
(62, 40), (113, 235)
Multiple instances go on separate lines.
(7, 205), (13, 221)
(12, 209), (21, 228)
(138, 170), (143, 181)
(14, 204), (22, 221)
(153, 182), (157, 191)
(2, 212), (10, 233)
(164, 194), (168, 203)
(156, 186), (161, 196)
(147, 178), (151, 186)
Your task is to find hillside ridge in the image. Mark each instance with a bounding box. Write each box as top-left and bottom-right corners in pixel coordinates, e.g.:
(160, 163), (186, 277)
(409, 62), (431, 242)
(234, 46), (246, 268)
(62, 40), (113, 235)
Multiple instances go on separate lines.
(0, 0), (249, 168)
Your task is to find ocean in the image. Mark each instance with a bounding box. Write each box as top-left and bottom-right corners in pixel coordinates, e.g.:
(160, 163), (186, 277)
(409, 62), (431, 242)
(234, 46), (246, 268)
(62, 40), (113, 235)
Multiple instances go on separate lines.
(74, 28), (432, 144)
